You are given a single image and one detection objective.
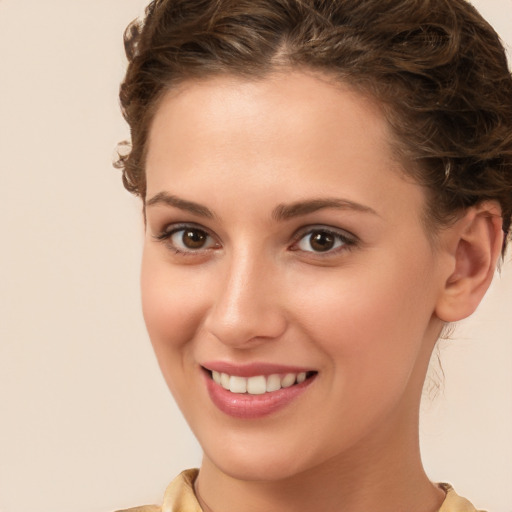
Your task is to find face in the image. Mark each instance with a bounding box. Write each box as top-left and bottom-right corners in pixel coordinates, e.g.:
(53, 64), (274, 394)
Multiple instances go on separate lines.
(142, 71), (448, 481)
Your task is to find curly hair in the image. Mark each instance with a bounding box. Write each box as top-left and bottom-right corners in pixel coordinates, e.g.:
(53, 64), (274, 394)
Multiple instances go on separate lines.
(116, 0), (512, 251)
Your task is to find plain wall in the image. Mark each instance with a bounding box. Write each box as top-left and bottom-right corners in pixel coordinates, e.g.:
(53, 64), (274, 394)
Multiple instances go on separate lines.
(0, 1), (510, 511)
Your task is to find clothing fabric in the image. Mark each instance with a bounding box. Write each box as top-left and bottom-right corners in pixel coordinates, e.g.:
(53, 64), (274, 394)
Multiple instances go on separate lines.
(115, 469), (486, 512)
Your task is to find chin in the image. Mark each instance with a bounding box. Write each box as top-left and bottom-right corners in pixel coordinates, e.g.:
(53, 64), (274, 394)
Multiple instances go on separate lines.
(198, 427), (326, 483)
(208, 451), (310, 482)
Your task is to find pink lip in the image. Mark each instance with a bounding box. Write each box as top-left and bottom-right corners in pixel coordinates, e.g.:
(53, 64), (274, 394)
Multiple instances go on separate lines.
(202, 361), (313, 377)
(201, 364), (317, 419)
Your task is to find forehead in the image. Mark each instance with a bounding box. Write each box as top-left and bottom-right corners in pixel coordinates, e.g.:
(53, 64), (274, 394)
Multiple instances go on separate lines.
(145, 71), (424, 224)
(148, 71), (392, 167)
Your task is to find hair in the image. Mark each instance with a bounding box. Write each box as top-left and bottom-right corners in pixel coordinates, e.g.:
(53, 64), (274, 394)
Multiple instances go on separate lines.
(116, 0), (512, 252)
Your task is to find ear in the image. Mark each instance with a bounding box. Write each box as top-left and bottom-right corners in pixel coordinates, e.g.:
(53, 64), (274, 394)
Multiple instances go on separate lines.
(435, 201), (504, 323)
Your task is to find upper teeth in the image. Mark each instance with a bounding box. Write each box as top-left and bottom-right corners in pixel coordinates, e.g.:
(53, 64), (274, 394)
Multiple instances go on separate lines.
(212, 371), (307, 395)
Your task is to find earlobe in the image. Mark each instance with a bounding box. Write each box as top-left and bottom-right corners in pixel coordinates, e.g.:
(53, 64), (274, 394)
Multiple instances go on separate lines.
(435, 202), (504, 323)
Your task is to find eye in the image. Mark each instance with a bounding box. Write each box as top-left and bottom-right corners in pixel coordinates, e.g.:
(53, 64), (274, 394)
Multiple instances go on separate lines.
(293, 227), (355, 254)
(155, 224), (219, 254)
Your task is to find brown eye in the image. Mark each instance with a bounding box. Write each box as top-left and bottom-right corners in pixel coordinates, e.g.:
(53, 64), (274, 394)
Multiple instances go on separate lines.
(309, 231), (335, 252)
(296, 228), (351, 254)
(167, 227), (217, 252)
(181, 229), (208, 249)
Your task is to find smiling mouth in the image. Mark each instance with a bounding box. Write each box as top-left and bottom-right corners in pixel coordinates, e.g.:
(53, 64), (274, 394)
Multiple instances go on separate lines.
(205, 369), (317, 395)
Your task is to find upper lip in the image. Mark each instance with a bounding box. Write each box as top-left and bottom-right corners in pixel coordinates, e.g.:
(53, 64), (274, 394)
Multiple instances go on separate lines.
(201, 361), (315, 377)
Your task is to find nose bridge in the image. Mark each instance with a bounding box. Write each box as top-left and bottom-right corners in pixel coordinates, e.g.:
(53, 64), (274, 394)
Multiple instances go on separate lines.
(204, 243), (286, 346)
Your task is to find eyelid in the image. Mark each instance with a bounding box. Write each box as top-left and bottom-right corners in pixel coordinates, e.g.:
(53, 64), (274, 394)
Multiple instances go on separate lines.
(153, 222), (221, 253)
(289, 225), (358, 253)
(152, 222), (357, 256)
(153, 221), (212, 238)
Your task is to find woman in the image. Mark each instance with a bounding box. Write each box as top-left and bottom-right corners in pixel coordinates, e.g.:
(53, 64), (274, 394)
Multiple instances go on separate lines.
(115, 0), (512, 510)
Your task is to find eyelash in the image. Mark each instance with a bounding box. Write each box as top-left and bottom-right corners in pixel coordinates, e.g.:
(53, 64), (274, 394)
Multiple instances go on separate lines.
(153, 223), (219, 256)
(153, 223), (358, 257)
(290, 226), (357, 256)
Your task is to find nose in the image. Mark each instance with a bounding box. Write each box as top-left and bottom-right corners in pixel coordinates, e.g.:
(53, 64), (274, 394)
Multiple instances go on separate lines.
(202, 249), (288, 348)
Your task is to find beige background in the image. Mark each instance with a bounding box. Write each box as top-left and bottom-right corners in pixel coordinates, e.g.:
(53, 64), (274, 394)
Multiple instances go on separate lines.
(0, 1), (510, 511)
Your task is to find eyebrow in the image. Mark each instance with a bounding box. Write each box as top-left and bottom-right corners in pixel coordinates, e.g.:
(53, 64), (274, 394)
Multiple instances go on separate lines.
(271, 198), (378, 221)
(145, 192), (378, 221)
(146, 192), (215, 219)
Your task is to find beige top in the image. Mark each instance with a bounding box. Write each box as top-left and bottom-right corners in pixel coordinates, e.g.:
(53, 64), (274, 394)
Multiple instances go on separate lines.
(116, 469), (486, 512)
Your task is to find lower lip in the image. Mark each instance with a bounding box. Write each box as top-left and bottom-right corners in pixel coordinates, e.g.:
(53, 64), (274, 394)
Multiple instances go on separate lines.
(204, 372), (316, 419)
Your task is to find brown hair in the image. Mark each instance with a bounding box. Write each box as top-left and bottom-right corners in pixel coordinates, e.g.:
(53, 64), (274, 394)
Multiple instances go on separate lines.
(116, 0), (512, 251)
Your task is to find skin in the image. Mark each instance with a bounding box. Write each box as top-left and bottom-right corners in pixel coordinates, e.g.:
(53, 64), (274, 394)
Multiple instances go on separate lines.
(141, 70), (501, 512)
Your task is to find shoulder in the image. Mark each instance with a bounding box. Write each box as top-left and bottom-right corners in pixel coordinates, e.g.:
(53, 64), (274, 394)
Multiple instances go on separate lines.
(438, 483), (488, 512)
(114, 469), (200, 512)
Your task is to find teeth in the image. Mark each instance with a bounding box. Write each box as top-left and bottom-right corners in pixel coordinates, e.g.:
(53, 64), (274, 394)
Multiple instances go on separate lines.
(266, 374), (281, 392)
(281, 373), (296, 388)
(220, 372), (230, 390)
(211, 371), (310, 394)
(229, 376), (247, 393)
(247, 375), (266, 395)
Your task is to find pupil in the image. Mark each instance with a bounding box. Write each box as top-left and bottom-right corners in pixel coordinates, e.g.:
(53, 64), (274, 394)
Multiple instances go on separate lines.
(310, 231), (334, 252)
(183, 229), (206, 249)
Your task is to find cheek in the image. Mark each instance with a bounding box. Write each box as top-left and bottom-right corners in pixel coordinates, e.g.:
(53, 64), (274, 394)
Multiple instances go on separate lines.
(140, 248), (216, 418)
(290, 255), (437, 377)
(140, 249), (207, 360)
